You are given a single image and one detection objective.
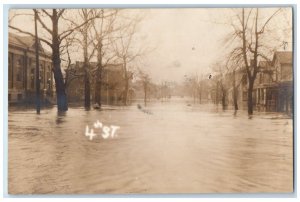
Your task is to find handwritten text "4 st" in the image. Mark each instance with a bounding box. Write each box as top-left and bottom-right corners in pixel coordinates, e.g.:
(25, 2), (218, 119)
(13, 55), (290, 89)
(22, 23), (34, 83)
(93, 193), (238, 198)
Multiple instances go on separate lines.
(85, 120), (120, 140)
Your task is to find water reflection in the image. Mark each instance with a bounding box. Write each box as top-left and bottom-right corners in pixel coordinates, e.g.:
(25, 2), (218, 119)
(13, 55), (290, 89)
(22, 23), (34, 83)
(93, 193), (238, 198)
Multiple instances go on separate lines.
(56, 111), (67, 125)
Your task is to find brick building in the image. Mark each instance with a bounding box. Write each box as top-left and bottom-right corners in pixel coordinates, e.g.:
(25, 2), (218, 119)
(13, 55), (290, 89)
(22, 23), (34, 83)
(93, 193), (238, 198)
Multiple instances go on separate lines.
(8, 32), (54, 104)
(66, 61), (132, 105)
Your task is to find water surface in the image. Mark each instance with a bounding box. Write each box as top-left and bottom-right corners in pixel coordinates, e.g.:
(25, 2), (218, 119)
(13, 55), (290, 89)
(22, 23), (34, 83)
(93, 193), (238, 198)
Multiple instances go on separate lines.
(8, 98), (293, 194)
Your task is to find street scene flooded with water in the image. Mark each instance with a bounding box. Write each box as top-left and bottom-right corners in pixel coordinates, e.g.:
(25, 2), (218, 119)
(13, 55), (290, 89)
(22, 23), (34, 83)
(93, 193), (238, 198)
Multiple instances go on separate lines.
(8, 99), (293, 194)
(7, 7), (294, 194)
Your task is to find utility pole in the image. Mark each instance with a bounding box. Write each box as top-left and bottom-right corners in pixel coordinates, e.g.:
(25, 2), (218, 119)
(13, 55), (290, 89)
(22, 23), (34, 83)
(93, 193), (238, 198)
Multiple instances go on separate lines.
(34, 10), (40, 114)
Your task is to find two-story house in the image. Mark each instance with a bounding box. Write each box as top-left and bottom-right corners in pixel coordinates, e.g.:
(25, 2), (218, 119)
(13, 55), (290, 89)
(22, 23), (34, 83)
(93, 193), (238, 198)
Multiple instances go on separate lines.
(253, 51), (293, 113)
(273, 51), (293, 113)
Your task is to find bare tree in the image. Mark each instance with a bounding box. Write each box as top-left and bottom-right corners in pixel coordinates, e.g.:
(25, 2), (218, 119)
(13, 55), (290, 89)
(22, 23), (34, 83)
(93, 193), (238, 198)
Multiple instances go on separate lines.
(63, 37), (85, 90)
(211, 62), (229, 110)
(9, 9), (99, 111)
(62, 9), (100, 109)
(90, 9), (119, 108)
(228, 8), (283, 115)
(81, 9), (93, 109)
(183, 75), (195, 102)
(190, 76), (198, 104)
(184, 72), (207, 104)
(138, 69), (151, 106)
(112, 14), (144, 105)
(194, 73), (205, 104)
(224, 50), (247, 111)
(232, 68), (239, 110)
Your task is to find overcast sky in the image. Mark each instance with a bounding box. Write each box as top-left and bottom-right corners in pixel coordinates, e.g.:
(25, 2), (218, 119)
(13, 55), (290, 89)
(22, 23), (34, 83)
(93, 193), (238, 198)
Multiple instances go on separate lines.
(9, 8), (292, 83)
(135, 9), (231, 82)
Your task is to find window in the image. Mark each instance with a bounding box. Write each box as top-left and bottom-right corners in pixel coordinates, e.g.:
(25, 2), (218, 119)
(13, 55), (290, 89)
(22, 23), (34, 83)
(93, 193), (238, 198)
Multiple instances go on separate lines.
(46, 72), (51, 90)
(16, 57), (23, 82)
(31, 69), (35, 89)
(275, 62), (279, 81)
(40, 64), (44, 85)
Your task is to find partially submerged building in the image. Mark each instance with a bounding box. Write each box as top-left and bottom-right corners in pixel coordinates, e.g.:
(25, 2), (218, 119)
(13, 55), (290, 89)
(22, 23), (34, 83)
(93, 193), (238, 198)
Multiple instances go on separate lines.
(8, 32), (55, 105)
(253, 51), (293, 113)
(66, 61), (133, 105)
(224, 51), (293, 114)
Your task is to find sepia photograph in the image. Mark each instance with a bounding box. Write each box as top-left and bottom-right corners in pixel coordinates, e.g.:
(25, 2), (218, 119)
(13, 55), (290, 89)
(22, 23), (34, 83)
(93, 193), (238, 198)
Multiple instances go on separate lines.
(7, 6), (294, 195)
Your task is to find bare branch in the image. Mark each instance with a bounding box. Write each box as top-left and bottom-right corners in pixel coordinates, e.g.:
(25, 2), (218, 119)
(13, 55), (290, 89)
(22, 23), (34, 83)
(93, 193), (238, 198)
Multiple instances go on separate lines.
(245, 8), (253, 28)
(57, 9), (65, 19)
(258, 8), (282, 34)
(41, 9), (52, 18)
(59, 14), (100, 42)
(34, 9), (53, 34)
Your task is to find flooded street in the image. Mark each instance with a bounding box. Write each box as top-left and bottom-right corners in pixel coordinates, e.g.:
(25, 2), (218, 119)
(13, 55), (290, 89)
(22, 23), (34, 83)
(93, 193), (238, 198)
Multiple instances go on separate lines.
(8, 98), (293, 194)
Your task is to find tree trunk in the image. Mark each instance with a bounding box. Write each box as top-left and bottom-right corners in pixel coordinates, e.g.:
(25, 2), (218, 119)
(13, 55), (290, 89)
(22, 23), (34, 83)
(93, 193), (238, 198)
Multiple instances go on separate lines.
(247, 78), (254, 115)
(123, 77), (129, 105)
(123, 61), (129, 105)
(144, 83), (147, 106)
(52, 10), (68, 111)
(198, 85), (202, 104)
(222, 90), (226, 110)
(215, 82), (219, 105)
(94, 42), (103, 108)
(232, 70), (238, 110)
(83, 10), (90, 109)
(94, 66), (102, 107)
(198, 92), (202, 104)
(84, 67), (91, 109)
(193, 89), (196, 104)
(233, 87), (238, 110)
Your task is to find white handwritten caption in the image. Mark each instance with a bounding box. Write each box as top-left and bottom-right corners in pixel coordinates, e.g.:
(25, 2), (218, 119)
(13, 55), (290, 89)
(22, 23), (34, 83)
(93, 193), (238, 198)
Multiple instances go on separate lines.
(85, 120), (120, 140)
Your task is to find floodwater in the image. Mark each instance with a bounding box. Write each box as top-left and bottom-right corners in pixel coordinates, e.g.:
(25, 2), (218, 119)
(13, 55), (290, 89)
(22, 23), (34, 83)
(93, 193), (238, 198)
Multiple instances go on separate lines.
(8, 98), (293, 194)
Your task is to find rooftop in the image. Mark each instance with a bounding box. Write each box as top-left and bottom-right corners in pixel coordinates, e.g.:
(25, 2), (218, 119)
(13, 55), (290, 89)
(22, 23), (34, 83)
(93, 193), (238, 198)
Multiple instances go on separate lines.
(273, 51), (293, 65)
(9, 32), (51, 55)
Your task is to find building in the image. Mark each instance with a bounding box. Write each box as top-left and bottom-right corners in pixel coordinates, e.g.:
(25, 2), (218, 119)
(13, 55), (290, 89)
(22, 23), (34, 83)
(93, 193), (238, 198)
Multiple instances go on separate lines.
(66, 61), (132, 105)
(225, 51), (293, 114)
(8, 32), (54, 104)
(272, 51), (293, 113)
(252, 61), (274, 110)
(252, 51), (293, 113)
